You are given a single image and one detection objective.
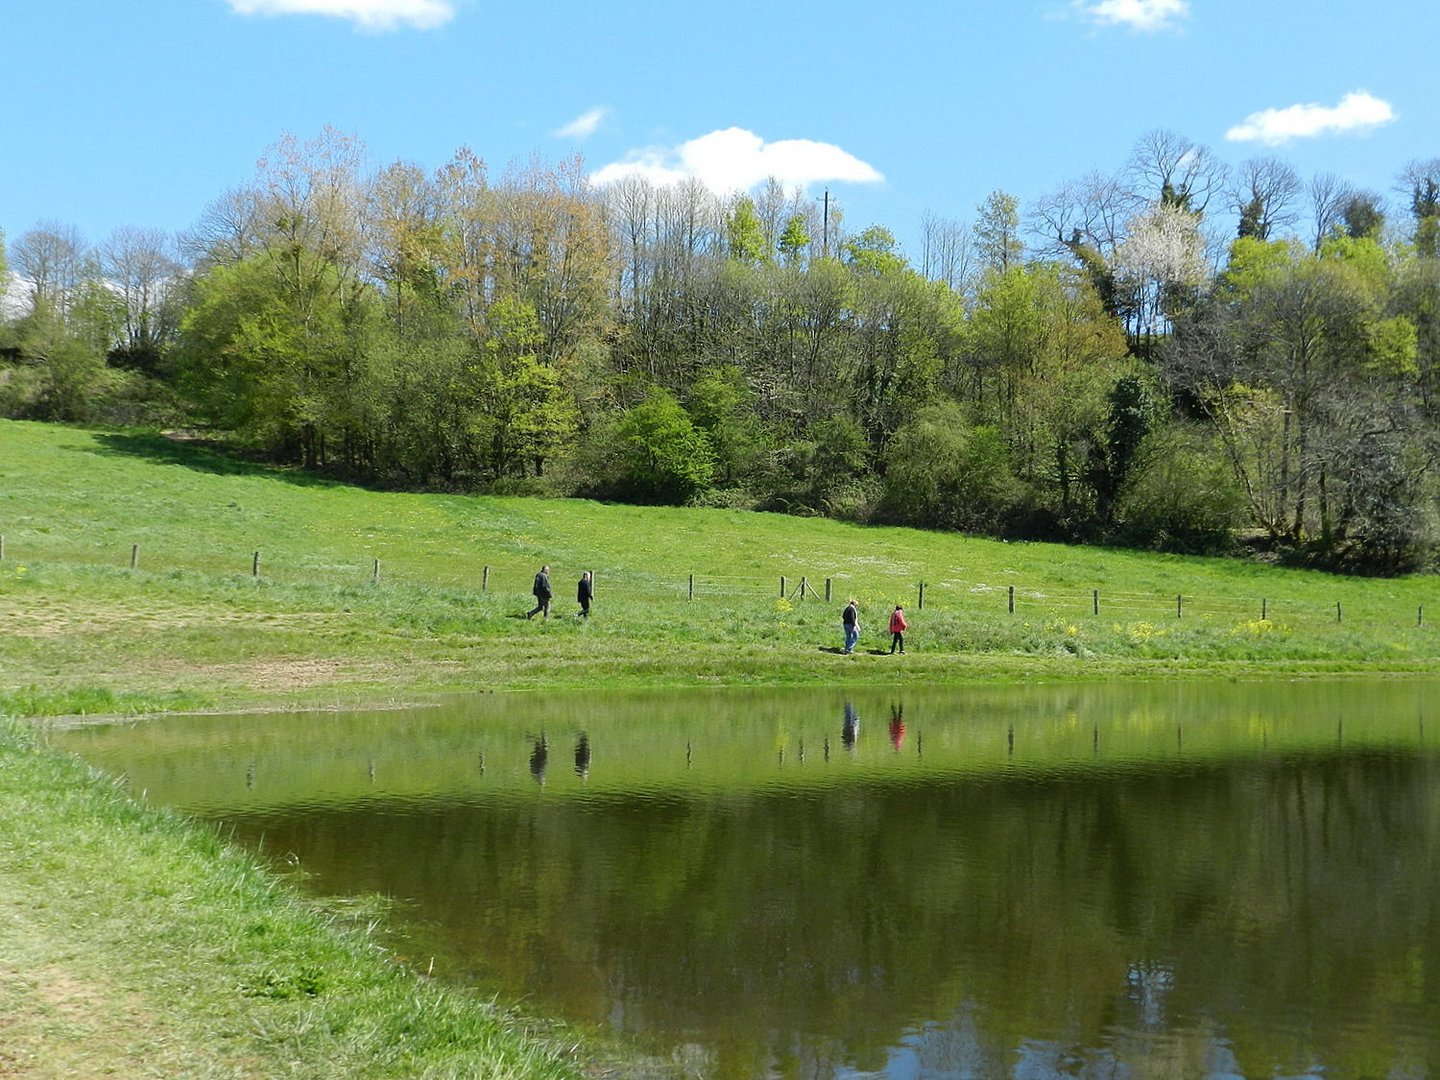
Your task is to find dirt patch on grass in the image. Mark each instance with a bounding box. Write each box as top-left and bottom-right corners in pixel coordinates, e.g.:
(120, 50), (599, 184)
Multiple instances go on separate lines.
(228, 657), (359, 692)
(4, 603), (346, 639)
(0, 962), (161, 1078)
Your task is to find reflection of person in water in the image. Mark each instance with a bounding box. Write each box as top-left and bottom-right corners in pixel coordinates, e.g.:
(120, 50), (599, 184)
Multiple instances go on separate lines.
(842, 702), (860, 751)
(889, 705), (906, 750)
(529, 734), (548, 786)
(574, 733), (591, 779)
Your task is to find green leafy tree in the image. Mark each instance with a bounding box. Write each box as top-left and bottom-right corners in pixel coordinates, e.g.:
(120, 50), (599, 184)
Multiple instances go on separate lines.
(1090, 373), (1156, 525)
(614, 386), (715, 503)
(727, 197), (769, 265)
(471, 296), (580, 480)
(842, 226), (905, 277)
(2, 299), (114, 421)
(777, 215), (810, 265)
(974, 191), (1023, 273)
(1114, 422), (1245, 553)
(687, 365), (767, 487)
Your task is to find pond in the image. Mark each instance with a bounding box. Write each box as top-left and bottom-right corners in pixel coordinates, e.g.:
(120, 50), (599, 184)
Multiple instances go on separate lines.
(51, 680), (1440, 1078)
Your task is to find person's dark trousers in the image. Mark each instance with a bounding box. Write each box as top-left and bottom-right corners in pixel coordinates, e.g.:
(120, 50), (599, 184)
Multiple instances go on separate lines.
(890, 633), (904, 653)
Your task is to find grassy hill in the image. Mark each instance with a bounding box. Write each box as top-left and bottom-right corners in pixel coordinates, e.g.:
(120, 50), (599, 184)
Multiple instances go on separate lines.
(2, 419), (1438, 716)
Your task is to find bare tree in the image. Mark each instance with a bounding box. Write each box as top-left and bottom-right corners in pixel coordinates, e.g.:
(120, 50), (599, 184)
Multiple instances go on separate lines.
(1230, 157), (1302, 240)
(1126, 129), (1228, 215)
(12, 221), (85, 314)
(182, 185), (265, 269)
(918, 210), (975, 292)
(98, 226), (181, 366)
(1029, 171), (1134, 258)
(1307, 173), (1350, 251)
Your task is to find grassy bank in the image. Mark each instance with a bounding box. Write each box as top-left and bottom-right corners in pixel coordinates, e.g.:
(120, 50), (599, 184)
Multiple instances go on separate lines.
(2, 419), (1439, 718)
(0, 715), (585, 1078)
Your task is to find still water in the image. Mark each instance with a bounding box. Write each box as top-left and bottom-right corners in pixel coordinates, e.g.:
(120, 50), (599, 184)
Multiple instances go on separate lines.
(52, 680), (1440, 1078)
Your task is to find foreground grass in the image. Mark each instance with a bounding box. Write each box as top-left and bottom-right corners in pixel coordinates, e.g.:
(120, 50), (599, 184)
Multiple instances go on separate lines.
(0, 716), (582, 1078)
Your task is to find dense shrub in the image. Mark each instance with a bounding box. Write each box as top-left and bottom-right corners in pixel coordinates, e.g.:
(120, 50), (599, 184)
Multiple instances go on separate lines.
(1113, 423), (1245, 554)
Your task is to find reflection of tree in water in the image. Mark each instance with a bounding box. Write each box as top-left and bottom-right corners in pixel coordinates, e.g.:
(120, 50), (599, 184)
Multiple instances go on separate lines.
(383, 752), (1440, 1076)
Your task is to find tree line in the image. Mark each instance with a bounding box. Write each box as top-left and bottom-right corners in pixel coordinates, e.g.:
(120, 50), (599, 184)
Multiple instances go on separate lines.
(3, 127), (1439, 573)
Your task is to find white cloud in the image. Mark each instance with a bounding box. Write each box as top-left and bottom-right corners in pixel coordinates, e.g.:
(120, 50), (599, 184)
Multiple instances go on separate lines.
(1078, 0), (1188, 32)
(1225, 91), (1396, 146)
(227, 0), (454, 31)
(590, 127), (883, 195)
(553, 108), (609, 140)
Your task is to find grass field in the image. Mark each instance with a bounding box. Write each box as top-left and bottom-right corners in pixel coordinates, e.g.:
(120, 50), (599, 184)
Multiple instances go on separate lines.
(4, 416), (1438, 1077)
(3, 418), (1439, 718)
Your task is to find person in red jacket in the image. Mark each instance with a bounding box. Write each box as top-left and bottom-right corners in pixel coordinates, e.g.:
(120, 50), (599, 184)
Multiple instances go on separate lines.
(888, 605), (908, 654)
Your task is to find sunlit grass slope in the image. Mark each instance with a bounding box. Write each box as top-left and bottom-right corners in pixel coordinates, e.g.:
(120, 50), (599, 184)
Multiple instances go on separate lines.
(2, 418), (1438, 716)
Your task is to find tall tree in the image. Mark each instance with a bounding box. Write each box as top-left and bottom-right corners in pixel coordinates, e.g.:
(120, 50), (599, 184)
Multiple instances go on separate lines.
(918, 211), (975, 293)
(1231, 157), (1301, 240)
(1397, 158), (1440, 257)
(99, 226), (182, 370)
(974, 190), (1023, 273)
(1126, 129), (1228, 215)
(726, 196), (769, 265)
(12, 221), (84, 316)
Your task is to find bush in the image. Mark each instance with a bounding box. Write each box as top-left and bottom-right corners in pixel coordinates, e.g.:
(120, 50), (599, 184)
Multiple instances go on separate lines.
(882, 402), (1020, 531)
(1113, 423), (1244, 554)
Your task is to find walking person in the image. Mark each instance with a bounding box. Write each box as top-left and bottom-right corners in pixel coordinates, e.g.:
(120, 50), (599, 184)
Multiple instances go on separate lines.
(841, 598), (860, 654)
(527, 564), (553, 619)
(888, 605), (908, 654)
(576, 570), (593, 618)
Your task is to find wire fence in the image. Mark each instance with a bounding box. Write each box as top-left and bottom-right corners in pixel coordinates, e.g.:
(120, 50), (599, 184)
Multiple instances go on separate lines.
(3, 532), (1435, 634)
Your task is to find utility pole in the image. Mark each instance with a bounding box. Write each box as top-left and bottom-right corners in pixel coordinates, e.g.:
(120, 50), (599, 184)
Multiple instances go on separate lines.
(821, 189), (830, 259)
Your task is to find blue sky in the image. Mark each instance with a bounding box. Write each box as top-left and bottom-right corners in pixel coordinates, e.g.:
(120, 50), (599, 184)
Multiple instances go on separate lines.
(3, 0), (1435, 261)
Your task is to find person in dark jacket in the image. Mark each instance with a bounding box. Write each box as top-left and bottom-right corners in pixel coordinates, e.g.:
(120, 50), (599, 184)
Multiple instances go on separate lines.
(577, 571), (593, 618)
(841, 598), (860, 654)
(527, 564), (552, 619)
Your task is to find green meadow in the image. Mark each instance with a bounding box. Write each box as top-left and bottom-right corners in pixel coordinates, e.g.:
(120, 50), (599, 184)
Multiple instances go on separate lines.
(2, 417), (1439, 718)
(3, 416), (1439, 1076)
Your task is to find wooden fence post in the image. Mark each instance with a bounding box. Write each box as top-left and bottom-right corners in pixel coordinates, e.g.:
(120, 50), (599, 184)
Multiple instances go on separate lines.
(1336, 601), (1342, 623)
(252, 551), (260, 578)
(780, 575), (786, 598)
(1092, 589), (1098, 616)
(1008, 585), (1015, 614)
(130, 544), (139, 571)
(1177, 594), (1183, 619)
(1262, 598), (1267, 620)
(1419, 605), (1424, 627)
(482, 565), (489, 591)
(917, 581), (925, 611)
(372, 559), (380, 584)
(688, 573), (694, 600)
(825, 578), (832, 602)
